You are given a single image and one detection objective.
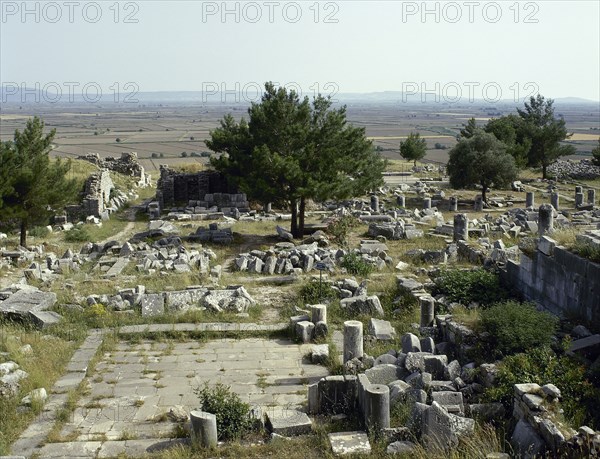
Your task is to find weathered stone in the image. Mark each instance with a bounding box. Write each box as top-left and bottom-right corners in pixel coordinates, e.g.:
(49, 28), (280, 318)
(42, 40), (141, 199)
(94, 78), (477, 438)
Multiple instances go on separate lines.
(311, 344), (329, 364)
(295, 321), (315, 344)
(190, 410), (217, 448)
(343, 321), (364, 363)
(386, 441), (417, 455)
(419, 296), (435, 327)
(141, 294), (165, 317)
(511, 419), (545, 459)
(368, 318), (396, 340)
(0, 289), (57, 321)
(365, 384), (390, 432)
(328, 431), (371, 456)
(28, 311), (62, 329)
(267, 410), (312, 436)
(401, 333), (421, 353)
(365, 365), (404, 385)
(431, 391), (464, 414)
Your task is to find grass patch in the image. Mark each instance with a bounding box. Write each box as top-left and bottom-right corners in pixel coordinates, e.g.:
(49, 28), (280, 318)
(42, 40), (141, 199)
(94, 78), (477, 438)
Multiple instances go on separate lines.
(0, 323), (80, 454)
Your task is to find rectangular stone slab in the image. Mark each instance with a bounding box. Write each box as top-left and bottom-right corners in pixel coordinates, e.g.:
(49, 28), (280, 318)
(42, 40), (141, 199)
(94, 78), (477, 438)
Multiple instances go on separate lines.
(0, 289), (57, 320)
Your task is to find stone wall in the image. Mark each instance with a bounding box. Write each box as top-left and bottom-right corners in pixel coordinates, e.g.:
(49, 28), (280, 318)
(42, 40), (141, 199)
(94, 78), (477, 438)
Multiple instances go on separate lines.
(82, 170), (114, 217)
(503, 236), (600, 325)
(78, 152), (150, 186)
(156, 166), (241, 209)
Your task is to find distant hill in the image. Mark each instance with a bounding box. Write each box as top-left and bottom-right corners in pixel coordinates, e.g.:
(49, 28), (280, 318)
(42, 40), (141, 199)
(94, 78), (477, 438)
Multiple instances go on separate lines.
(1, 86), (598, 106)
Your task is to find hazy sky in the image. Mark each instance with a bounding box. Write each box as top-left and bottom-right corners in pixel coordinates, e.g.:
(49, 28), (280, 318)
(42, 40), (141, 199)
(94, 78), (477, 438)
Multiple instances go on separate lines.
(1, 0), (599, 101)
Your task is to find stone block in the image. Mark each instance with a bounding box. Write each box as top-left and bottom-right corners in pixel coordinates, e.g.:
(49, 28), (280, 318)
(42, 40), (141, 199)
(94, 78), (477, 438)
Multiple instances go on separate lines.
(365, 364), (404, 385)
(368, 318), (396, 340)
(328, 431), (371, 456)
(141, 294), (165, 317)
(266, 410), (312, 436)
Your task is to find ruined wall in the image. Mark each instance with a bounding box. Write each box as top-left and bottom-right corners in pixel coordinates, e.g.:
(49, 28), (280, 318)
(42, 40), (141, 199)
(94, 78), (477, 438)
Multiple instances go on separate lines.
(78, 152), (150, 186)
(156, 166), (241, 208)
(503, 238), (600, 324)
(82, 170), (114, 217)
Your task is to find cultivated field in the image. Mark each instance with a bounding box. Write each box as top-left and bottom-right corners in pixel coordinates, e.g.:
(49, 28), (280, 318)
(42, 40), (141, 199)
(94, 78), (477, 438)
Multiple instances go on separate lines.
(1, 100), (598, 173)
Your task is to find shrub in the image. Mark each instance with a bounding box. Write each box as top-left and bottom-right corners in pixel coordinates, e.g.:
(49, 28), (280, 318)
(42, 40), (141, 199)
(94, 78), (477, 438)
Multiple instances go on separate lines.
(29, 226), (50, 238)
(484, 345), (600, 428)
(341, 252), (373, 277)
(298, 280), (337, 304)
(326, 215), (361, 247)
(64, 226), (92, 242)
(573, 241), (600, 263)
(194, 382), (252, 440)
(480, 301), (557, 356)
(435, 268), (508, 306)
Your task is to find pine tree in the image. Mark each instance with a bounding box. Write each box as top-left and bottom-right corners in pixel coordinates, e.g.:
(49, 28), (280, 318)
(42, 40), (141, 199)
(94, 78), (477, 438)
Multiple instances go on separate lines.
(399, 133), (427, 166)
(0, 117), (79, 246)
(207, 83), (386, 237)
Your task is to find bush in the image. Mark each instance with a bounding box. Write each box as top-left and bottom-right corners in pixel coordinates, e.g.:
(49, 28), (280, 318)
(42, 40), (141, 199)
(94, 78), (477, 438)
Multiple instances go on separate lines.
(326, 215), (361, 247)
(573, 241), (600, 263)
(484, 345), (600, 428)
(341, 252), (373, 277)
(151, 153), (159, 158)
(480, 301), (557, 356)
(298, 280), (337, 304)
(194, 382), (252, 440)
(435, 268), (508, 306)
(29, 226), (50, 238)
(64, 226), (92, 242)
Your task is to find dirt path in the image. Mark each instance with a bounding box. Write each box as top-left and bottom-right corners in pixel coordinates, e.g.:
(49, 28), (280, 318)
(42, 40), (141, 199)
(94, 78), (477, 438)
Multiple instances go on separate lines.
(98, 207), (139, 245)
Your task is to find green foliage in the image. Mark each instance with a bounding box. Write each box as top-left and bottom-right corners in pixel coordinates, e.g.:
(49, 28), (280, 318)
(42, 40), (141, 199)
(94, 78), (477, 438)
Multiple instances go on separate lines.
(64, 226), (92, 242)
(340, 252), (373, 277)
(484, 345), (600, 428)
(484, 114), (531, 168)
(447, 130), (518, 202)
(207, 82), (386, 238)
(458, 117), (477, 139)
(298, 280), (338, 304)
(480, 301), (557, 356)
(517, 94), (576, 178)
(399, 132), (427, 166)
(435, 268), (508, 306)
(326, 215), (361, 247)
(592, 139), (600, 166)
(572, 240), (600, 263)
(0, 117), (79, 246)
(28, 226), (50, 238)
(194, 382), (252, 440)
(434, 142), (447, 150)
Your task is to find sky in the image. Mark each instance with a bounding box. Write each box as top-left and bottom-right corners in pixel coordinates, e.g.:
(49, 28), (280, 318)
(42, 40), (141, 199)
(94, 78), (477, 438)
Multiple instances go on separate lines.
(1, 0), (599, 101)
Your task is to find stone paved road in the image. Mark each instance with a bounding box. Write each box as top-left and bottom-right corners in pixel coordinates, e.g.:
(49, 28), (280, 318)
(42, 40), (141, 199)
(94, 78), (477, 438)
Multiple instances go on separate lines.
(27, 338), (329, 458)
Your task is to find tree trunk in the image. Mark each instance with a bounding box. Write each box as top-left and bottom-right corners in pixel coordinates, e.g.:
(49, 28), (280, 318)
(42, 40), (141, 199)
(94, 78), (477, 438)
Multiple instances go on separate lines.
(290, 199), (298, 238)
(542, 163), (547, 179)
(298, 197), (306, 239)
(481, 186), (488, 203)
(414, 160), (417, 167)
(20, 219), (27, 247)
